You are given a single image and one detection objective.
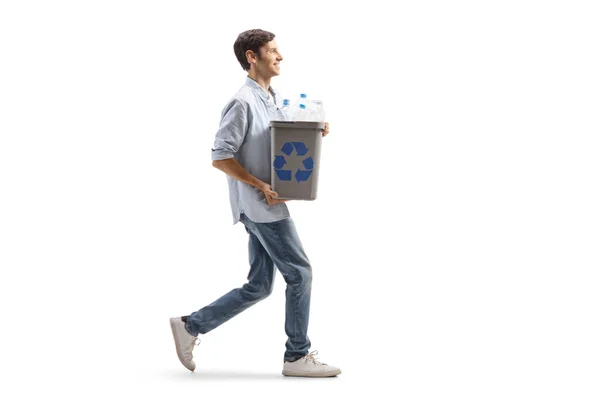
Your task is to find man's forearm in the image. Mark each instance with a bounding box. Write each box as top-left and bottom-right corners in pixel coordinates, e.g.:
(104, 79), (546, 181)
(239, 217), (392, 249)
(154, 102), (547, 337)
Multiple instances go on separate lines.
(212, 158), (265, 189)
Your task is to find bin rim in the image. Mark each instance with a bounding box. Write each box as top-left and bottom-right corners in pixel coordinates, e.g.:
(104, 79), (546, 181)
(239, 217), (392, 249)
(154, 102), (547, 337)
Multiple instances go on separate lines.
(269, 121), (325, 130)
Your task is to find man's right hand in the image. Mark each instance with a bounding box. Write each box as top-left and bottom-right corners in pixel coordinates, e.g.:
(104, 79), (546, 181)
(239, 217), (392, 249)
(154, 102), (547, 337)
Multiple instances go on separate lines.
(259, 183), (289, 205)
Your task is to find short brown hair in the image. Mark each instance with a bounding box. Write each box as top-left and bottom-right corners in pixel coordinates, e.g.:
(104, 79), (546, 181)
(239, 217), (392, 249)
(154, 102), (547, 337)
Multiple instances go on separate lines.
(233, 29), (276, 71)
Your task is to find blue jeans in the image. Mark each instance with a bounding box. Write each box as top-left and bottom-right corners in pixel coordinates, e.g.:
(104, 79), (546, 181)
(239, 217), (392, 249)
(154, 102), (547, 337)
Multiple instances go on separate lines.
(186, 213), (312, 362)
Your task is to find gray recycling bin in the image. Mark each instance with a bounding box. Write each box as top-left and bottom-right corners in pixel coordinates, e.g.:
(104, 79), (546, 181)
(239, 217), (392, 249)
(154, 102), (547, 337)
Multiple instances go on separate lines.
(270, 121), (325, 200)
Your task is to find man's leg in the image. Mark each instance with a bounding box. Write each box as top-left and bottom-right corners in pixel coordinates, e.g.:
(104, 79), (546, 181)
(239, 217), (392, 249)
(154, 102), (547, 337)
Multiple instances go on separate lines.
(240, 213), (313, 362)
(185, 215), (276, 336)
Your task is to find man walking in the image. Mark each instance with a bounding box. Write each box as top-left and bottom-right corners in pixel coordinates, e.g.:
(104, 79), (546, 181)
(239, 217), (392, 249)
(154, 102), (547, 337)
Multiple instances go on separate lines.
(169, 29), (340, 378)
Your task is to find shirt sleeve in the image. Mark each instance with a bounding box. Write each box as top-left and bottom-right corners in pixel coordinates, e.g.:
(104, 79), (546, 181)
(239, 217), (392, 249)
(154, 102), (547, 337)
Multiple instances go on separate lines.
(211, 99), (249, 161)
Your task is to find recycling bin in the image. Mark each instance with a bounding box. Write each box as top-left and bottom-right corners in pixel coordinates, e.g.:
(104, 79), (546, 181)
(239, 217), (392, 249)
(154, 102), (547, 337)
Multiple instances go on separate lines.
(269, 121), (325, 200)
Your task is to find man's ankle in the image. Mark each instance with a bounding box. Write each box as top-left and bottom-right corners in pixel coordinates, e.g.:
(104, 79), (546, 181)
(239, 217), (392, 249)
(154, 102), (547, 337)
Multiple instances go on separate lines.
(181, 315), (193, 335)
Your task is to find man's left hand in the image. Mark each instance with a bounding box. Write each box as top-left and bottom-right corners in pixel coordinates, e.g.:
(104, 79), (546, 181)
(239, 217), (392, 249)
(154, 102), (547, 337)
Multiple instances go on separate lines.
(322, 122), (329, 137)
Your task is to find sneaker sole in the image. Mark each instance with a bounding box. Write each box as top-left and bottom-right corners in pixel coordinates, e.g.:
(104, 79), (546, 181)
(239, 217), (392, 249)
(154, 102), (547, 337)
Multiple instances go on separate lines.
(170, 318), (195, 372)
(282, 369), (341, 378)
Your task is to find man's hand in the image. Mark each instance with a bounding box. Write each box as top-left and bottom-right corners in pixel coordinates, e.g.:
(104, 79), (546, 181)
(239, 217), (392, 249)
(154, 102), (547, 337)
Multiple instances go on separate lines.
(259, 182), (288, 205)
(322, 121), (329, 137)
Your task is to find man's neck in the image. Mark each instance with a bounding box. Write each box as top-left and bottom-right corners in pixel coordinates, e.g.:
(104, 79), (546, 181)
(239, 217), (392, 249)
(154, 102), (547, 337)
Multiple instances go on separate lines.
(247, 72), (272, 94)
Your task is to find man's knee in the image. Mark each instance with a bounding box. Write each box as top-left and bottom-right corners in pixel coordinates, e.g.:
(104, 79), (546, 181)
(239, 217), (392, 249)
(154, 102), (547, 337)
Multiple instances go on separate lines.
(259, 282), (274, 299)
(304, 267), (313, 287)
(242, 282), (273, 301)
(291, 266), (312, 288)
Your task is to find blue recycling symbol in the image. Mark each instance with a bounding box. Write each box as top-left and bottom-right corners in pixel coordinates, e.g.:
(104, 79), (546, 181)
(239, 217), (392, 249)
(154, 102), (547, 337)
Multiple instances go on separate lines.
(273, 141), (314, 183)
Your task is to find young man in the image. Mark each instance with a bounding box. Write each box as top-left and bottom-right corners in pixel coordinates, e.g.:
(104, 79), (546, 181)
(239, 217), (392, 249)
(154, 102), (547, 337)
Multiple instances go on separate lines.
(169, 29), (340, 378)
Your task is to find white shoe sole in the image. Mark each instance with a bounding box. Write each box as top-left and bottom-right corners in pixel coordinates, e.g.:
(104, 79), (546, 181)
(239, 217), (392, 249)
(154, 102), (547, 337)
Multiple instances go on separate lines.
(282, 368), (341, 377)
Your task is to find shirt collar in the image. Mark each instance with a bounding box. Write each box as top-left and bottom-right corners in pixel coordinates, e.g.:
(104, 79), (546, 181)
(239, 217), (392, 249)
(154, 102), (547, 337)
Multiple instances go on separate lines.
(245, 76), (277, 103)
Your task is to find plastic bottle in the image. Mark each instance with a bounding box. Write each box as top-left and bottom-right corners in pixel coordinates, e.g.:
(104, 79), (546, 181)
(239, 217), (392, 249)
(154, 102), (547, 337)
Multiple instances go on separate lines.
(308, 100), (325, 122)
(280, 99), (292, 120)
(298, 93), (308, 108)
(293, 93), (308, 120)
(295, 103), (308, 121)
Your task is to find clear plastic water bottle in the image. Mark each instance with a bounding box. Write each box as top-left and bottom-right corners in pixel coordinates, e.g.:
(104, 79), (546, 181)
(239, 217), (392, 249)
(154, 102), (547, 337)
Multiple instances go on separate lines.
(298, 93), (308, 107)
(280, 99), (292, 120)
(295, 93), (308, 120)
(294, 103), (308, 121)
(308, 100), (325, 121)
(316, 100), (326, 121)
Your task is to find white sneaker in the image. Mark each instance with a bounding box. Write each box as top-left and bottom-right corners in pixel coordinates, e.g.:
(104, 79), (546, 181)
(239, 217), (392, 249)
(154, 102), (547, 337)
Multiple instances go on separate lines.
(282, 350), (341, 377)
(169, 317), (200, 371)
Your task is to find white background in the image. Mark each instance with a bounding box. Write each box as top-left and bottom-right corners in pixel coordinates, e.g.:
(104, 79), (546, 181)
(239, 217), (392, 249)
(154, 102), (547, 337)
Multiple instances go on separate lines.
(1, 1), (599, 399)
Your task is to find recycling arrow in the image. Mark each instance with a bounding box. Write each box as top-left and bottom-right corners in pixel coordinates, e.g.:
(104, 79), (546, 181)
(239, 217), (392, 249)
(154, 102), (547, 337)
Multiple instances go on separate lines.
(273, 155), (287, 169)
(291, 142), (309, 156)
(276, 169), (292, 181)
(281, 142), (294, 156)
(295, 169), (313, 182)
(302, 156), (314, 170)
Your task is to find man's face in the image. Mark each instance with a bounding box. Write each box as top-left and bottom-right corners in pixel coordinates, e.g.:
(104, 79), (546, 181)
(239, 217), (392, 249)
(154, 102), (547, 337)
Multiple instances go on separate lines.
(254, 40), (283, 78)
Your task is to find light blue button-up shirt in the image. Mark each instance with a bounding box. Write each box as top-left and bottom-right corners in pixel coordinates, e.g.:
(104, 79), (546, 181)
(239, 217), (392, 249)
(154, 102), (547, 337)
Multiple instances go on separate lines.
(211, 77), (290, 225)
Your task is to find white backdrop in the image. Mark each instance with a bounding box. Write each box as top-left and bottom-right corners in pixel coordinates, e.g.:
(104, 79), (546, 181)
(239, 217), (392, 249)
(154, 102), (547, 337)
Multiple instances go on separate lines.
(1, 1), (599, 399)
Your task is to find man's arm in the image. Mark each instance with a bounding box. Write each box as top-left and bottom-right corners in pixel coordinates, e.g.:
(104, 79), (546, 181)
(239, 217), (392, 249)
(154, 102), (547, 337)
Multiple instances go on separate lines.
(212, 158), (263, 189)
(212, 158), (287, 205)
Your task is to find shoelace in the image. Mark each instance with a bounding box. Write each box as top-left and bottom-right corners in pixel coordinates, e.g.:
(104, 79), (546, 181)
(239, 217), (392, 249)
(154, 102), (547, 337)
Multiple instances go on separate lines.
(184, 337), (201, 356)
(303, 350), (328, 366)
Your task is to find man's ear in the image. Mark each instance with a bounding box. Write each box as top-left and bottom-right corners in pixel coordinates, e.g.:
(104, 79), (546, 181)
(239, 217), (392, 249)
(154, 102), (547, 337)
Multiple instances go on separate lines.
(245, 50), (257, 66)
